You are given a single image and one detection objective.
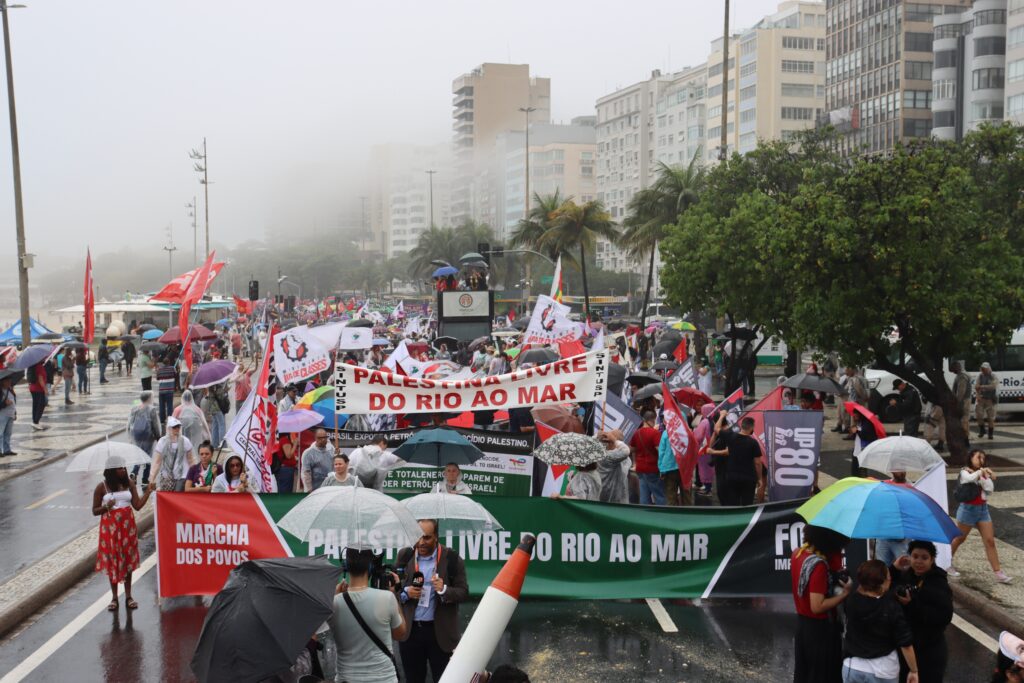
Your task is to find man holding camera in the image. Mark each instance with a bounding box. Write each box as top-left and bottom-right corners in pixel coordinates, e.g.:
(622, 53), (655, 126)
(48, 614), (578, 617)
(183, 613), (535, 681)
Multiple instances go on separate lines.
(329, 548), (408, 683)
(397, 519), (469, 683)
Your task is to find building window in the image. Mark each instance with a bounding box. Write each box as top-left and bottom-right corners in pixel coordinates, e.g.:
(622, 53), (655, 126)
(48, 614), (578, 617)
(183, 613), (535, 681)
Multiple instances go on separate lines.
(972, 68), (1005, 90)
(740, 108), (757, 122)
(781, 82), (815, 97)
(781, 60), (815, 73)
(905, 3), (945, 21)
(817, 38), (826, 51)
(708, 58), (735, 78)
(973, 101), (1004, 120)
(782, 36), (815, 50)
(974, 9), (1006, 26)
(1012, 0), (1024, 15)
(933, 79), (956, 100)
(902, 118), (932, 137)
(1008, 93), (1024, 115)
(708, 84), (722, 98)
(781, 106), (814, 120)
(903, 90), (932, 108)
(933, 24), (962, 40)
(741, 38), (758, 55)
(708, 105), (722, 118)
(934, 50), (958, 69)
(904, 32), (934, 53)
(740, 62), (757, 77)
(1011, 26), (1024, 47)
(933, 110), (955, 128)
(974, 37), (1006, 56)
(905, 61), (933, 81)
(1009, 59), (1024, 83)
(739, 132), (757, 150)
(740, 84), (756, 101)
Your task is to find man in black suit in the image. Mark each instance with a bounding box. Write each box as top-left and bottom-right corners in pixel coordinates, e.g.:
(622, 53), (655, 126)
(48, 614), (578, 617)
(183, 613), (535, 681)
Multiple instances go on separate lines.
(396, 519), (469, 683)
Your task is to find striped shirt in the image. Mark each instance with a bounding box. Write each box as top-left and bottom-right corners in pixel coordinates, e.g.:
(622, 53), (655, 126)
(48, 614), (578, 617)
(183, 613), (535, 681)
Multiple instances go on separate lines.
(157, 365), (176, 395)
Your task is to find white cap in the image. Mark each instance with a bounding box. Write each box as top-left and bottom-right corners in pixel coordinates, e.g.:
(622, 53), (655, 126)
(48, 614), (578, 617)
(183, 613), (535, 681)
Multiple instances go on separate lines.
(1000, 631), (1024, 663)
(982, 362), (992, 370)
(167, 416), (182, 428)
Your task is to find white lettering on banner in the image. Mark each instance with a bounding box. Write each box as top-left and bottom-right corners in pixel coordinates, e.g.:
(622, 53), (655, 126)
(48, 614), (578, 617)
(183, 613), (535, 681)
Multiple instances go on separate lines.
(650, 534), (709, 562)
(334, 349), (610, 414)
(175, 523), (250, 545)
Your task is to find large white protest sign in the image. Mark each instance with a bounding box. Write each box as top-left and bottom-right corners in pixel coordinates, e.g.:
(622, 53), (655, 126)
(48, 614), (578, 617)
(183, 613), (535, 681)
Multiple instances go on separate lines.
(273, 325), (332, 385)
(336, 348), (610, 414)
(523, 294), (580, 346)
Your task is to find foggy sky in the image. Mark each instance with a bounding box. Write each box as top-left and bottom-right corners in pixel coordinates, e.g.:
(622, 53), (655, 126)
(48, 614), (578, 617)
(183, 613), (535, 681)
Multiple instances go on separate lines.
(0, 0), (783, 265)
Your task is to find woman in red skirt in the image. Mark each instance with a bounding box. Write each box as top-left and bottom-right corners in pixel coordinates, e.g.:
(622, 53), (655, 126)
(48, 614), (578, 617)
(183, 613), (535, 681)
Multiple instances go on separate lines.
(92, 454), (154, 611)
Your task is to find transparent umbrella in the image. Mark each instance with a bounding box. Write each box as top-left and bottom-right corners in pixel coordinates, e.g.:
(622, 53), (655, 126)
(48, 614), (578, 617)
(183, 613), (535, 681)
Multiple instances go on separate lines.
(276, 487), (422, 550)
(855, 436), (944, 474)
(401, 493), (503, 534)
(65, 439), (152, 472)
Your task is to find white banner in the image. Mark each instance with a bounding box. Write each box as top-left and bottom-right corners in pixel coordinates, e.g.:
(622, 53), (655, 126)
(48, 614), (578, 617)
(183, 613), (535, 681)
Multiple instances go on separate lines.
(523, 294), (581, 346)
(306, 322), (347, 350)
(338, 327), (374, 350)
(273, 325), (332, 385)
(223, 388), (273, 492)
(336, 348), (610, 414)
(913, 464), (952, 569)
(441, 291), (489, 318)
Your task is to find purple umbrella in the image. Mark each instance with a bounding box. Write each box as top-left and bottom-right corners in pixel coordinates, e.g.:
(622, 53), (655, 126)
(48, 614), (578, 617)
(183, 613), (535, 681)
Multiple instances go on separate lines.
(189, 360), (237, 389)
(277, 409), (325, 433)
(13, 344), (57, 369)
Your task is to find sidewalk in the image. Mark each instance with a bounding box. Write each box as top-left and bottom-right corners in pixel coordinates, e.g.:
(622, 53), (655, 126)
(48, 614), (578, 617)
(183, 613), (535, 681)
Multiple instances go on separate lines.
(0, 370), (142, 481)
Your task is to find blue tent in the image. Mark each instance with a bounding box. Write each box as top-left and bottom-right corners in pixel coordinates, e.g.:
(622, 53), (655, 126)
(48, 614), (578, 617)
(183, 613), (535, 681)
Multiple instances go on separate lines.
(0, 317), (58, 345)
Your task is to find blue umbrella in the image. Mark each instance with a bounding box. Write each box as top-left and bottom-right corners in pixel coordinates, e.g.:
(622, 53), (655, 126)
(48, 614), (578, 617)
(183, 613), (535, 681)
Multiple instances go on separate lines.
(216, 318), (232, 327)
(796, 477), (962, 543)
(142, 329), (165, 340)
(372, 338), (390, 346)
(13, 344), (56, 369)
(432, 266), (459, 278)
(305, 400), (349, 429)
(393, 428), (485, 467)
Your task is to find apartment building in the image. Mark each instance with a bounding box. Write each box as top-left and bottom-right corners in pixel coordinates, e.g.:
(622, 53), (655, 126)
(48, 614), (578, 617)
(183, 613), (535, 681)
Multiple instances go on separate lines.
(451, 63), (551, 226)
(932, 0), (1008, 140)
(1005, 0), (1024, 122)
(655, 66), (708, 169)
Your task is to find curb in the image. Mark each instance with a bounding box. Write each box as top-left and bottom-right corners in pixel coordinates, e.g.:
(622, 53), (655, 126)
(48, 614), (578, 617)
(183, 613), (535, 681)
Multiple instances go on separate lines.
(0, 427), (125, 485)
(0, 507), (154, 639)
(951, 581), (1024, 636)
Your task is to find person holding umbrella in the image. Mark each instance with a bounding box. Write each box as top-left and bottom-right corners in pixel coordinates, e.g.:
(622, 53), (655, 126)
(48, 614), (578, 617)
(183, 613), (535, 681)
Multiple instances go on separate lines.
(91, 455), (154, 612)
(0, 372), (17, 455)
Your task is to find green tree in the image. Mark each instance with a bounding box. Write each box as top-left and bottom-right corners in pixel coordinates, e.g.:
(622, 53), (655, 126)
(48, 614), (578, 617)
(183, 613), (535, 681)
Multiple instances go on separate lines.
(408, 226), (462, 279)
(621, 154), (705, 328)
(541, 200), (619, 320)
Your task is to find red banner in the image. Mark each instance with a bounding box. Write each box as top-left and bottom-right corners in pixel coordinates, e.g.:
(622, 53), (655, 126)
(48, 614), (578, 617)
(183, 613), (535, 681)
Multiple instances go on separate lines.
(83, 249), (95, 344)
(155, 492), (290, 598)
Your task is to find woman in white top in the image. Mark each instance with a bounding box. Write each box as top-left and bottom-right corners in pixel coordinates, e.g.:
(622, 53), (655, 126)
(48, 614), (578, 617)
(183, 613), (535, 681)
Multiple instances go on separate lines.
(431, 462), (472, 495)
(949, 449), (1012, 583)
(92, 454), (153, 612)
(321, 453), (363, 488)
(212, 454), (252, 493)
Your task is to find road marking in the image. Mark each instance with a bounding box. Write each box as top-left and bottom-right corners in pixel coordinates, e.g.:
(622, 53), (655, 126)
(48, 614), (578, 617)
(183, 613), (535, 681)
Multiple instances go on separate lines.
(952, 613), (998, 653)
(0, 553), (157, 683)
(645, 598), (678, 633)
(23, 489), (68, 511)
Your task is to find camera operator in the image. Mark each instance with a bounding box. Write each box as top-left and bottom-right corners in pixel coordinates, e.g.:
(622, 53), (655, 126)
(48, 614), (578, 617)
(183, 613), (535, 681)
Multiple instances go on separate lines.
(890, 541), (953, 683)
(396, 519), (469, 683)
(842, 559), (919, 683)
(328, 548), (407, 683)
(706, 413), (765, 505)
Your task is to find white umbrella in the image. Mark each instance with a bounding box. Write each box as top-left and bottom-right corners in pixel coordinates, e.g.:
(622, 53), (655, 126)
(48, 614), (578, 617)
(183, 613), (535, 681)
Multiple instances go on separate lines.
(401, 493), (503, 534)
(276, 487), (423, 550)
(856, 436), (944, 474)
(65, 439), (152, 472)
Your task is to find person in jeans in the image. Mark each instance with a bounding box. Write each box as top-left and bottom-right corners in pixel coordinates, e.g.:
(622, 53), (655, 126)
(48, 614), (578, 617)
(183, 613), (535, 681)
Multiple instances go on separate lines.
(949, 449), (1012, 583)
(841, 559), (919, 683)
(61, 351), (75, 405)
(0, 374), (16, 455)
(75, 347), (89, 394)
(155, 357), (176, 426)
(631, 411), (665, 505)
(28, 361), (48, 431)
(328, 548), (407, 683)
(127, 391), (160, 486)
(97, 342), (110, 384)
(137, 349), (154, 391)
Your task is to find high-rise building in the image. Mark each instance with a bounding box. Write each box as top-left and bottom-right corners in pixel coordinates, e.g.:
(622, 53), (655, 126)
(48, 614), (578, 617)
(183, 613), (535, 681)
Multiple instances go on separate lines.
(451, 63), (551, 226)
(823, 0), (970, 155)
(932, 0), (1008, 141)
(1004, 0), (1024, 122)
(655, 66), (708, 169)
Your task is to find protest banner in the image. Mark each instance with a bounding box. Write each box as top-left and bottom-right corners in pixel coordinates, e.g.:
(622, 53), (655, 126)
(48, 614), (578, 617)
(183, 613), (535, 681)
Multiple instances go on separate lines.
(154, 492), (868, 599)
(666, 358), (697, 391)
(522, 294), (580, 346)
(338, 427), (534, 496)
(592, 393), (643, 442)
(334, 349), (610, 414)
(764, 410), (823, 502)
(273, 325), (332, 384)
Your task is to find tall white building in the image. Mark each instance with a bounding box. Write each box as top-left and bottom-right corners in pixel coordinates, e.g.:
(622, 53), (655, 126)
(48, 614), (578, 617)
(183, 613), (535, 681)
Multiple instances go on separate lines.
(1009, 0), (1024, 122)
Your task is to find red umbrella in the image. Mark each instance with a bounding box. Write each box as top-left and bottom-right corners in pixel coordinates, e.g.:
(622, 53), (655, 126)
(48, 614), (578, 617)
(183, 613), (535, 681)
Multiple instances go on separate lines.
(157, 324), (218, 344)
(844, 402), (887, 439)
(671, 387), (714, 410)
(530, 405), (584, 433)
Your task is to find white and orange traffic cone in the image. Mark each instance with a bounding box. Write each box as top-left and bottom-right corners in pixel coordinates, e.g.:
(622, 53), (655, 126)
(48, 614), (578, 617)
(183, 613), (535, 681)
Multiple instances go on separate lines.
(439, 534), (536, 683)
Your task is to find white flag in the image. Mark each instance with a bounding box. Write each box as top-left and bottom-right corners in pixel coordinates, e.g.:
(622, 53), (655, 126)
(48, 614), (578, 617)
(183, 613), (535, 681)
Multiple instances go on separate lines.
(523, 294), (580, 346)
(383, 339), (410, 371)
(338, 326), (374, 350)
(273, 325), (332, 385)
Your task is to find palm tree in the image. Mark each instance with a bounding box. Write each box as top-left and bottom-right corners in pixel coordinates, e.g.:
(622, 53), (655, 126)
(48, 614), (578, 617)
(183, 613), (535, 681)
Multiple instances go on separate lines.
(510, 190), (569, 262)
(621, 153), (705, 327)
(408, 226), (461, 280)
(542, 200), (619, 321)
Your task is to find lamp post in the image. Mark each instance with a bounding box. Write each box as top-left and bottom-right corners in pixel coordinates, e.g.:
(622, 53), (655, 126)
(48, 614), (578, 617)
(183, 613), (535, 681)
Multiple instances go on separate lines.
(1, 1), (30, 346)
(517, 106), (536, 314)
(190, 139), (210, 255)
(425, 169), (436, 228)
(163, 242), (177, 327)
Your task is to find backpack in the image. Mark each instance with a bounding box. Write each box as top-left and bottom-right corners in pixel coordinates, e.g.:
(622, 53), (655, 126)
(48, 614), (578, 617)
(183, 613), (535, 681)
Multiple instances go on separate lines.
(217, 389), (230, 415)
(131, 407), (154, 448)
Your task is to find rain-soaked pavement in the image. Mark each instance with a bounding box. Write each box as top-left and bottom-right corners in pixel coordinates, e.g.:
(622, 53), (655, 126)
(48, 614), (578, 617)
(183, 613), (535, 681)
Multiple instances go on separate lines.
(0, 532), (1001, 682)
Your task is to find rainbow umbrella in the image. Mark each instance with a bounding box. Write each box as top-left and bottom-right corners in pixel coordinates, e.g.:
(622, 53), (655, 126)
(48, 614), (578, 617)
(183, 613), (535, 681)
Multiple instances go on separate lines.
(295, 386), (348, 428)
(671, 321), (697, 331)
(796, 477), (961, 543)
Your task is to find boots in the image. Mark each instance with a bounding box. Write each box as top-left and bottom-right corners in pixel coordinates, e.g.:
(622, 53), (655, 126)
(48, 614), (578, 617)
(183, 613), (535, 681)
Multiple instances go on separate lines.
(988, 427), (994, 440)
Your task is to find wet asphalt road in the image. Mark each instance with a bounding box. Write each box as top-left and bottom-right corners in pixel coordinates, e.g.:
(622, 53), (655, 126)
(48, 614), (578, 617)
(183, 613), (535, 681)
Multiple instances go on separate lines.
(0, 532), (1002, 683)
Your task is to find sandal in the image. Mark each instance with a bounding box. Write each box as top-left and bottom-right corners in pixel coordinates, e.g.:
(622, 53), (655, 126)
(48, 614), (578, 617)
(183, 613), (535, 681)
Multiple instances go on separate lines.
(126, 598), (139, 610)
(107, 599), (118, 612)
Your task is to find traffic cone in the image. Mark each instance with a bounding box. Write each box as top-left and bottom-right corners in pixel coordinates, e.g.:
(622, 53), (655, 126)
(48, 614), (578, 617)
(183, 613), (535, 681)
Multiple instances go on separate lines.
(438, 535), (536, 682)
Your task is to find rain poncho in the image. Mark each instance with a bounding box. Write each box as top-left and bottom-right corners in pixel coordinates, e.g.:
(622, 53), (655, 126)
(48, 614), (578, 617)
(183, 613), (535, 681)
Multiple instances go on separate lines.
(174, 389), (211, 447)
(693, 403), (718, 485)
(348, 444), (404, 491)
(431, 471), (473, 495)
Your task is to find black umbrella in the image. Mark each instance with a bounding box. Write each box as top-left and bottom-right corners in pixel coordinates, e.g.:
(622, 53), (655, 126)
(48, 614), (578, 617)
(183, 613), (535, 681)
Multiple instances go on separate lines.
(468, 336), (490, 352)
(0, 368), (24, 384)
(35, 332), (64, 341)
(117, 334), (139, 342)
(632, 381), (667, 402)
(518, 348), (559, 366)
(606, 321), (627, 331)
(512, 318), (530, 330)
(433, 336), (458, 350)
(140, 342), (168, 354)
(137, 323), (157, 332)
(61, 341), (88, 350)
(783, 372), (848, 396)
(191, 556), (342, 683)
(608, 362), (627, 396)
(347, 319), (374, 328)
(660, 329), (684, 341)
(626, 371), (661, 388)
(652, 340), (677, 358)
(652, 360), (680, 372)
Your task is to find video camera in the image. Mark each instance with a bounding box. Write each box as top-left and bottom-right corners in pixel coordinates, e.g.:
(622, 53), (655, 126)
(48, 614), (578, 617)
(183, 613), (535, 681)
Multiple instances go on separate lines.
(368, 552), (405, 591)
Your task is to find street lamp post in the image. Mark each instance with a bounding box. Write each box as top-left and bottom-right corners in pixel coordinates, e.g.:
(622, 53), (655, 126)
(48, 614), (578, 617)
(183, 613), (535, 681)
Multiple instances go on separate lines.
(1, 1), (30, 347)
(518, 106), (536, 314)
(190, 139), (210, 255)
(163, 243), (177, 327)
(425, 169), (436, 228)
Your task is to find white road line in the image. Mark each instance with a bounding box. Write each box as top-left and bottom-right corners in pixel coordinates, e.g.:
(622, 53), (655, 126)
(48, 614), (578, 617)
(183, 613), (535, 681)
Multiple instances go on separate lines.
(645, 598), (678, 633)
(0, 553), (157, 683)
(952, 613), (998, 653)
(23, 488), (67, 511)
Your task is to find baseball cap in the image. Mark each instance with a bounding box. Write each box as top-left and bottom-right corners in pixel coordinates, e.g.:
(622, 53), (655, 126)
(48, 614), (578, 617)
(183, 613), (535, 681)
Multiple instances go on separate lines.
(892, 378), (905, 388)
(167, 416), (182, 428)
(982, 361), (992, 370)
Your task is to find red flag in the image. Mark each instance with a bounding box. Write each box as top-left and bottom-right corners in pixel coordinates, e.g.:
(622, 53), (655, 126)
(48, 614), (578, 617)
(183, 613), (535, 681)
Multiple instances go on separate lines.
(83, 249), (95, 344)
(673, 339), (688, 364)
(508, 308), (516, 322)
(662, 383), (698, 490)
(740, 385), (785, 460)
(179, 251), (217, 371)
(257, 325), (278, 488)
(558, 339), (586, 359)
(233, 294), (254, 315)
(151, 262), (225, 303)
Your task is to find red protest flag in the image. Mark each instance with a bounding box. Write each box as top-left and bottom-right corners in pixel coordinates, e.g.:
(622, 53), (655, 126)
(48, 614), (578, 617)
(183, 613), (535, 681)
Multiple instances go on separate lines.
(233, 294), (254, 315)
(741, 385), (785, 459)
(558, 339), (586, 359)
(179, 251), (218, 371)
(83, 249), (95, 344)
(151, 262), (225, 303)
(662, 383), (698, 490)
(673, 338), (688, 364)
(508, 308), (516, 322)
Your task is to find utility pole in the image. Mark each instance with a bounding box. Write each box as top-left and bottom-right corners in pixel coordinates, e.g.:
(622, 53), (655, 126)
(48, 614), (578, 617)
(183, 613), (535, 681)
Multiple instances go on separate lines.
(518, 106), (536, 315)
(1, 0), (30, 347)
(425, 170), (436, 228)
(162, 244), (177, 278)
(190, 138), (210, 255)
(186, 197), (197, 265)
(719, 0), (730, 162)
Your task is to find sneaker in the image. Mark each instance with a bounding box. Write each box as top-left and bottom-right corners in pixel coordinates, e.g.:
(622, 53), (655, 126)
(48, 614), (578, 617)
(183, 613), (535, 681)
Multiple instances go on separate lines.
(947, 567), (961, 578)
(65, 400), (74, 405)
(995, 570), (1013, 584)
(30, 423), (43, 431)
